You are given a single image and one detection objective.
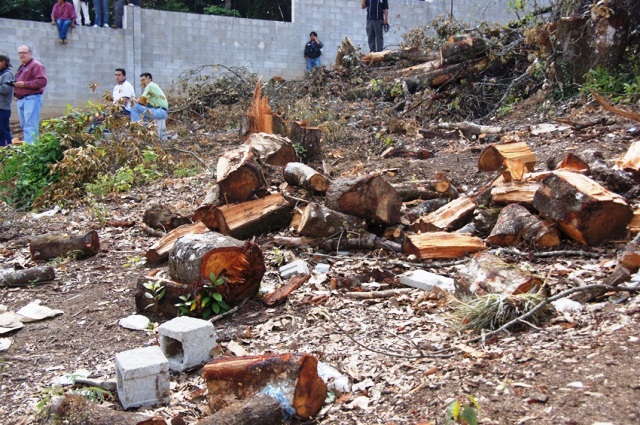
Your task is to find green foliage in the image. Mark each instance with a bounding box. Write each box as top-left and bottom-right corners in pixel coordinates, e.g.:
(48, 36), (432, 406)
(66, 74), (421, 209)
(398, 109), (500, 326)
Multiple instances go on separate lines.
(175, 294), (197, 316)
(124, 256), (147, 268)
(270, 247), (285, 267)
(446, 395), (480, 425)
(293, 143), (307, 159)
(143, 280), (166, 310)
(174, 272), (229, 319)
(581, 62), (640, 104)
(204, 4), (240, 17)
(173, 162), (203, 178)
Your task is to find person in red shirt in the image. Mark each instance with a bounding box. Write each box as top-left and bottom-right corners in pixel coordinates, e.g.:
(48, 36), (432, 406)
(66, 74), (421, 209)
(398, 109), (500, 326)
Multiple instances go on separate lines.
(13, 46), (47, 143)
(51, 0), (77, 44)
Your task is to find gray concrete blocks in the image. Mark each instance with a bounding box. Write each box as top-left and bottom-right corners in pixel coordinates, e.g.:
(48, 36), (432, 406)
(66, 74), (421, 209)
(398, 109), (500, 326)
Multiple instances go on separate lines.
(279, 259), (310, 279)
(115, 345), (170, 409)
(158, 316), (217, 372)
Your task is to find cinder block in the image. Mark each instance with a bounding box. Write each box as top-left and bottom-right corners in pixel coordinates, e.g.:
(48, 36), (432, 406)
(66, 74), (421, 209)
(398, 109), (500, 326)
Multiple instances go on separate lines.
(158, 316), (217, 372)
(279, 259), (310, 279)
(399, 269), (455, 292)
(115, 345), (170, 409)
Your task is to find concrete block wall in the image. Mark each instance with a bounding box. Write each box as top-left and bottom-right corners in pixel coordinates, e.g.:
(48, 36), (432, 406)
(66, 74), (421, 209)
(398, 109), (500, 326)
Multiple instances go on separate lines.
(0, 0), (548, 119)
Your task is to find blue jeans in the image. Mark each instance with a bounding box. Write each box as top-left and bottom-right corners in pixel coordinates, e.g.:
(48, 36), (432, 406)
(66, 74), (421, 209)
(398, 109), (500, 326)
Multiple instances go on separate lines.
(94, 0), (108, 26)
(56, 19), (73, 40)
(306, 57), (321, 71)
(130, 103), (167, 122)
(17, 94), (42, 143)
(0, 108), (11, 146)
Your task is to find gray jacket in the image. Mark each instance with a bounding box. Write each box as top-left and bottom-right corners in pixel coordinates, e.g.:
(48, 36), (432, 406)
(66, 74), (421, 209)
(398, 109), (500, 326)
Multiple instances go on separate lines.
(0, 69), (14, 110)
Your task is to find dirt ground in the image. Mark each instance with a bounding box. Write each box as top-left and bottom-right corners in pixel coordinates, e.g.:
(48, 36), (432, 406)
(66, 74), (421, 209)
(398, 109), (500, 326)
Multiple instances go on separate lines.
(1, 80), (640, 425)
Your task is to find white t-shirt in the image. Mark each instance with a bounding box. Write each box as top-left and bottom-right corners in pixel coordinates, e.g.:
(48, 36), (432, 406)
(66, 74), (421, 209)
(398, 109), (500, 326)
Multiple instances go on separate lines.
(113, 80), (135, 111)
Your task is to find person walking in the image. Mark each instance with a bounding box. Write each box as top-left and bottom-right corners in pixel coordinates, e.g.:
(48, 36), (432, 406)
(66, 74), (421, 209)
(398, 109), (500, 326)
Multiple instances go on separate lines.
(13, 46), (47, 143)
(304, 31), (323, 72)
(361, 0), (389, 52)
(73, 0), (91, 26)
(93, 0), (109, 27)
(51, 0), (77, 44)
(0, 54), (14, 147)
(130, 73), (168, 122)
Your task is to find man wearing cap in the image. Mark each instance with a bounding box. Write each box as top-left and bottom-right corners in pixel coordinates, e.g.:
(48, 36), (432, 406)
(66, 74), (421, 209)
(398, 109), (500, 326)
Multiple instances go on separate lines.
(0, 54), (14, 146)
(14, 45), (47, 143)
(361, 0), (389, 53)
(130, 73), (168, 122)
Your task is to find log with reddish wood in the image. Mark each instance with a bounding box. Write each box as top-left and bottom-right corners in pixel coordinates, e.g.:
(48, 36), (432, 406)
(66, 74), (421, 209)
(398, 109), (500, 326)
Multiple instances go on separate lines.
(146, 222), (210, 264)
(556, 153), (590, 173)
(202, 353), (327, 419)
(490, 180), (541, 206)
(40, 394), (157, 425)
(533, 170), (633, 245)
(0, 265), (55, 287)
(403, 232), (486, 259)
(486, 203), (560, 248)
(288, 121), (322, 163)
(217, 145), (268, 203)
(456, 252), (544, 296)
(262, 274), (310, 307)
(30, 230), (100, 261)
(297, 202), (363, 238)
(325, 174), (402, 225)
(478, 142), (536, 172)
(244, 133), (296, 167)
(195, 392), (284, 425)
(410, 197), (476, 233)
(143, 203), (191, 233)
(169, 232), (265, 303)
(192, 205), (219, 231)
(283, 162), (331, 193)
(214, 193), (292, 240)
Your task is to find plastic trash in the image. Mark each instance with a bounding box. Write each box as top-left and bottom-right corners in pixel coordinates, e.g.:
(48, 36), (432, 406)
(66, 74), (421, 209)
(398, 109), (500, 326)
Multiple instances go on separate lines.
(261, 384), (296, 419)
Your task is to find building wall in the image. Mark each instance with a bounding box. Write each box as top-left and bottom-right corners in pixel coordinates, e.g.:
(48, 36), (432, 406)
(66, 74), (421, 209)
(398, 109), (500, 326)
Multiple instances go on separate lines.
(0, 0), (546, 119)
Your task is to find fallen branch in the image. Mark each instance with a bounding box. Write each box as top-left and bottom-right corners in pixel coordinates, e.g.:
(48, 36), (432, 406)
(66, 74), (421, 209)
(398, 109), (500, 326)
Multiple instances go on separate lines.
(343, 287), (414, 299)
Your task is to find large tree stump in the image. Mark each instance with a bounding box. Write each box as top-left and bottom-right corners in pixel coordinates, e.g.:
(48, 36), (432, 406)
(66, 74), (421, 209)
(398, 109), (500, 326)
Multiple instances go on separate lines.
(325, 174), (401, 225)
(284, 162), (331, 193)
(533, 170), (633, 245)
(214, 193), (292, 240)
(30, 230), (100, 261)
(244, 133), (296, 166)
(0, 266), (55, 287)
(297, 202), (363, 238)
(403, 232), (486, 259)
(217, 145), (267, 203)
(410, 197), (476, 232)
(288, 121), (322, 163)
(486, 204), (561, 248)
(478, 142), (536, 172)
(195, 393), (284, 425)
(203, 353), (327, 419)
(146, 222), (210, 264)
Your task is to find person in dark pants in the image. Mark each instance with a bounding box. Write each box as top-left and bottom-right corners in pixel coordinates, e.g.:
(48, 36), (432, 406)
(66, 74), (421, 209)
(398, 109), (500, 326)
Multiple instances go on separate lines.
(0, 54), (14, 146)
(114, 0), (126, 28)
(361, 0), (389, 52)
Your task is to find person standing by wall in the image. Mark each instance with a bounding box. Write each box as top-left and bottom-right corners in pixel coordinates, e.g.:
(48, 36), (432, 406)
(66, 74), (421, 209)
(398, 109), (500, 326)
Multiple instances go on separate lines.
(112, 68), (135, 115)
(13, 45), (47, 144)
(93, 0), (109, 28)
(304, 31), (323, 72)
(73, 0), (91, 26)
(361, 0), (389, 52)
(0, 54), (14, 147)
(113, 0), (126, 28)
(130, 73), (168, 122)
(51, 0), (76, 44)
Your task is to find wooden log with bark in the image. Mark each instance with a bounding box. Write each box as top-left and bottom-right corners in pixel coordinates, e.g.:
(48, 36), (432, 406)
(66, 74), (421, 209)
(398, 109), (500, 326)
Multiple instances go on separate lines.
(30, 230), (100, 261)
(288, 121), (322, 163)
(455, 252), (544, 296)
(195, 392), (284, 425)
(325, 174), (401, 225)
(269, 234), (402, 254)
(143, 204), (191, 233)
(39, 394), (158, 425)
(284, 162), (331, 193)
(486, 203), (561, 248)
(478, 142), (536, 172)
(217, 145), (268, 203)
(244, 133), (296, 167)
(262, 274), (310, 307)
(405, 198), (450, 222)
(533, 170), (633, 245)
(146, 222), (210, 264)
(410, 197), (476, 233)
(0, 265), (55, 287)
(380, 145), (432, 160)
(439, 36), (488, 66)
(490, 180), (541, 206)
(202, 353), (327, 419)
(392, 177), (458, 202)
(403, 232), (486, 259)
(214, 193), (292, 240)
(297, 202), (363, 238)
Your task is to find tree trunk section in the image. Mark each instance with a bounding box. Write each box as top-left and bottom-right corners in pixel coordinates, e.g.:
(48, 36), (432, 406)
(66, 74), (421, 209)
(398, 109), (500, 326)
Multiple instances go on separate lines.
(284, 162), (331, 193)
(288, 121), (322, 163)
(203, 353), (327, 420)
(30, 230), (100, 261)
(0, 266), (55, 287)
(195, 393), (284, 425)
(486, 203), (560, 248)
(533, 170), (633, 245)
(217, 145), (267, 203)
(244, 133), (296, 167)
(410, 197), (476, 232)
(490, 180), (542, 206)
(297, 202), (363, 238)
(325, 174), (401, 225)
(403, 232), (486, 259)
(143, 204), (191, 232)
(439, 37), (487, 66)
(146, 222), (210, 264)
(214, 193), (292, 240)
(269, 234), (402, 254)
(478, 142), (536, 172)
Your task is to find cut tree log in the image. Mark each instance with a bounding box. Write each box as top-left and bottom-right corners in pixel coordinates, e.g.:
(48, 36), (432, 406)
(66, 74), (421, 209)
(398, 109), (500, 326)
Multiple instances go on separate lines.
(284, 162), (331, 193)
(244, 133), (296, 167)
(195, 392), (284, 425)
(192, 205), (219, 231)
(410, 197), (476, 232)
(405, 198), (450, 222)
(288, 121), (322, 163)
(203, 353), (327, 419)
(297, 202), (363, 238)
(533, 170), (633, 245)
(262, 274), (310, 307)
(490, 180), (542, 206)
(556, 153), (590, 174)
(30, 230), (100, 261)
(146, 222), (210, 264)
(217, 145), (267, 203)
(381, 145), (432, 160)
(455, 252), (544, 296)
(362, 46), (439, 66)
(325, 174), (402, 225)
(405, 58), (489, 91)
(486, 203), (561, 248)
(392, 177), (458, 202)
(439, 36), (487, 66)
(248, 79), (273, 134)
(0, 265), (55, 287)
(40, 394), (156, 425)
(403, 232), (486, 259)
(436, 121), (502, 137)
(629, 207), (640, 235)
(143, 203), (191, 232)
(269, 234), (402, 254)
(615, 140), (640, 175)
(478, 142), (536, 172)
(214, 193), (292, 240)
